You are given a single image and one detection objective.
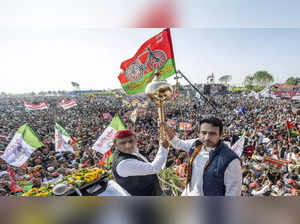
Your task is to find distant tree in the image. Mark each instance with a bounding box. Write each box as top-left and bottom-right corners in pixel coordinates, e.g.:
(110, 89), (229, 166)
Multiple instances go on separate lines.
(243, 75), (254, 89)
(253, 71), (274, 87)
(219, 75), (232, 84)
(285, 76), (300, 85)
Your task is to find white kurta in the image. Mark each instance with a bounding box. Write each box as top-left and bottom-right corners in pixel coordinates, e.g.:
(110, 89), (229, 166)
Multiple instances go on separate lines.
(170, 136), (242, 196)
(116, 146), (168, 177)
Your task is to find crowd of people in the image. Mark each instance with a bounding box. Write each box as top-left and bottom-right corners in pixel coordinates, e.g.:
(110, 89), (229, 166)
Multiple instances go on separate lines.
(0, 87), (299, 196)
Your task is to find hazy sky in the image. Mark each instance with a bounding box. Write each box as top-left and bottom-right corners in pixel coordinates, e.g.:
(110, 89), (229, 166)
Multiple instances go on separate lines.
(0, 0), (299, 93)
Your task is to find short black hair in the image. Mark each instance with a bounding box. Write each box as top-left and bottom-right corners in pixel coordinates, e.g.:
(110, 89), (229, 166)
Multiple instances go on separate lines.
(199, 117), (223, 135)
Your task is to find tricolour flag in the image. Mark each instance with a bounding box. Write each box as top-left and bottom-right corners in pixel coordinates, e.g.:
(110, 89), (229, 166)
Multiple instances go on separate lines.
(24, 101), (48, 110)
(118, 28), (176, 95)
(92, 116), (126, 154)
(59, 99), (77, 110)
(55, 123), (74, 153)
(0, 124), (43, 167)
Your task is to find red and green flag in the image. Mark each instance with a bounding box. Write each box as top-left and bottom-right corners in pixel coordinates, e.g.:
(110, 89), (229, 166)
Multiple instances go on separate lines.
(286, 121), (300, 136)
(118, 28), (176, 95)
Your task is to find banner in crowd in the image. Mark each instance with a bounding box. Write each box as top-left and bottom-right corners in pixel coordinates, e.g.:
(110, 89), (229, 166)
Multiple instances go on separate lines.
(167, 119), (176, 128)
(23, 101), (48, 110)
(55, 123), (74, 153)
(0, 124), (43, 167)
(103, 113), (112, 120)
(59, 99), (77, 110)
(118, 28), (176, 95)
(179, 122), (192, 131)
(263, 157), (289, 167)
(92, 116), (126, 154)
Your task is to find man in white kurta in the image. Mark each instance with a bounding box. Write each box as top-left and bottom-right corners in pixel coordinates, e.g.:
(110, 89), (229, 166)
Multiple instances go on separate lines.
(163, 117), (242, 196)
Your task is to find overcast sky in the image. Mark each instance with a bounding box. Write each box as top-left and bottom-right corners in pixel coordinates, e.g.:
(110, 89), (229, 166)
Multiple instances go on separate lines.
(0, 0), (299, 93)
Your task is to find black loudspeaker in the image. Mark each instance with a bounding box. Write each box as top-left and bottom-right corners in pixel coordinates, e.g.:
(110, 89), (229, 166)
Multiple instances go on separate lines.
(204, 85), (211, 95)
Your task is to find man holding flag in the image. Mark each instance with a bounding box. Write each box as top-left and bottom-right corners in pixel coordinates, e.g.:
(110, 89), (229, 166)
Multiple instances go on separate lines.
(112, 129), (169, 196)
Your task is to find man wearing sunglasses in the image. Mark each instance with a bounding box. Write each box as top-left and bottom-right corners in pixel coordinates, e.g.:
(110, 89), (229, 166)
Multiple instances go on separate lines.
(111, 129), (169, 196)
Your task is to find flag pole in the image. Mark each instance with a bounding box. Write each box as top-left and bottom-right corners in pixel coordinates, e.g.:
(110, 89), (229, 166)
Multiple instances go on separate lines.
(176, 70), (218, 113)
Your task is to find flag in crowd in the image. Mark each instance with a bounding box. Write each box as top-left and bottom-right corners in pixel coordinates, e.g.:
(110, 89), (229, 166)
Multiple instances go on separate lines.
(103, 113), (112, 120)
(179, 122), (192, 131)
(23, 101), (48, 110)
(131, 99), (140, 107)
(263, 157), (289, 167)
(89, 95), (94, 104)
(8, 167), (23, 193)
(59, 99), (77, 110)
(55, 123), (74, 153)
(167, 119), (176, 128)
(130, 108), (138, 123)
(0, 124), (43, 167)
(231, 136), (245, 157)
(118, 28), (176, 95)
(92, 116), (126, 154)
(235, 106), (246, 115)
(286, 120), (300, 136)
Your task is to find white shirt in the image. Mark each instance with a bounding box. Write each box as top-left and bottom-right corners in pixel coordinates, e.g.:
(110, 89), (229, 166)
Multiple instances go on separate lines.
(116, 146), (168, 177)
(170, 136), (242, 196)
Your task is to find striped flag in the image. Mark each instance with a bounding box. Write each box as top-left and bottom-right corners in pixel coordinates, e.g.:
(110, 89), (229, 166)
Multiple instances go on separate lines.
(59, 99), (77, 110)
(23, 101), (48, 110)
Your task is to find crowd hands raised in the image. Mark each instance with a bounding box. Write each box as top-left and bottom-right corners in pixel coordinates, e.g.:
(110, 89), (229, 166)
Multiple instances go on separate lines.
(0, 92), (299, 196)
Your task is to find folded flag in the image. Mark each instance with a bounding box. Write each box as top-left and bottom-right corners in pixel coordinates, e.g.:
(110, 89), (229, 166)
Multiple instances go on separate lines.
(0, 124), (43, 167)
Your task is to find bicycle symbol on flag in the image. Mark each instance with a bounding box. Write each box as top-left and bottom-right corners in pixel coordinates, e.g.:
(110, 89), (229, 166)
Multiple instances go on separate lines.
(125, 45), (167, 82)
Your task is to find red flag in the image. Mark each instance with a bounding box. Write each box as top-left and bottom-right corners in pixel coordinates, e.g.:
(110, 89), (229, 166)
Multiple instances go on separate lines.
(286, 121), (294, 130)
(8, 167), (23, 193)
(118, 28), (176, 95)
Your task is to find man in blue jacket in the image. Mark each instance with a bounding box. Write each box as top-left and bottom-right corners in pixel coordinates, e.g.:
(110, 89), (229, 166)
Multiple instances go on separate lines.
(162, 117), (242, 196)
